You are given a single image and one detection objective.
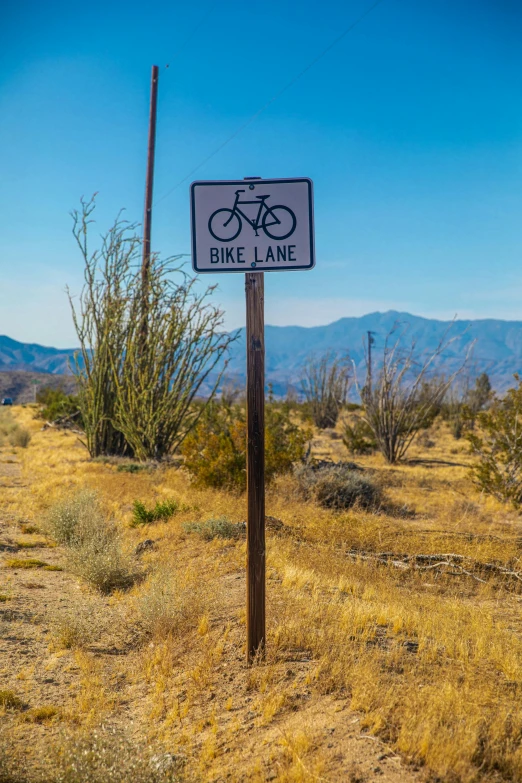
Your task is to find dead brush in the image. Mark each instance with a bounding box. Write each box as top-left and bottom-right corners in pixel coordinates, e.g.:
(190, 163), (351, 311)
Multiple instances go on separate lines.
(50, 599), (109, 650)
(0, 410), (31, 449)
(136, 567), (205, 641)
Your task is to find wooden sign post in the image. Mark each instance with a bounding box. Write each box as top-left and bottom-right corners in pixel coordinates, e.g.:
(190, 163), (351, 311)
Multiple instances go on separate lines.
(245, 272), (266, 662)
(190, 176), (314, 664)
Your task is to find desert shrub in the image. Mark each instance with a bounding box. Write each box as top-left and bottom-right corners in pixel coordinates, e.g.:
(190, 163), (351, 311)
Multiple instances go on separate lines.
(69, 197), (234, 460)
(361, 323), (470, 463)
(66, 532), (135, 594)
(46, 489), (103, 545)
(182, 401), (309, 491)
(468, 376), (522, 506)
(300, 352), (351, 429)
(294, 464), (382, 510)
(131, 499), (178, 527)
(0, 690), (23, 710)
(0, 411), (30, 449)
(183, 516), (244, 540)
(342, 417), (376, 455)
(47, 490), (136, 593)
(8, 427), (31, 448)
(36, 386), (81, 425)
(137, 568), (203, 640)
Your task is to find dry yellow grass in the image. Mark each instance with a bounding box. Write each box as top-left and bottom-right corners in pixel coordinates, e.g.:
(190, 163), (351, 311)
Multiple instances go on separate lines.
(1, 405), (522, 781)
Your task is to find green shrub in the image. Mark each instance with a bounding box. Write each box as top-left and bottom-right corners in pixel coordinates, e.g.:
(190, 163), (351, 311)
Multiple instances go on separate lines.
(468, 376), (522, 506)
(183, 516), (244, 540)
(182, 401), (310, 491)
(36, 386), (81, 425)
(342, 418), (376, 455)
(294, 464), (382, 510)
(131, 499), (179, 527)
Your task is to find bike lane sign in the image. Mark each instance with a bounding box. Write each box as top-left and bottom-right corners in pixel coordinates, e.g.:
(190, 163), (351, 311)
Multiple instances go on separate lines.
(190, 177), (314, 273)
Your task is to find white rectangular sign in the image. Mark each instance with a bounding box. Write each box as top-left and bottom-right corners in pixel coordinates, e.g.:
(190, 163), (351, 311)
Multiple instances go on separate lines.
(190, 178), (315, 273)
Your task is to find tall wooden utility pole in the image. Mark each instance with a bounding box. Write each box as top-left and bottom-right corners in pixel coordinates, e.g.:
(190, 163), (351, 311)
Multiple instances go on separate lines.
(245, 271), (266, 663)
(141, 65), (159, 289)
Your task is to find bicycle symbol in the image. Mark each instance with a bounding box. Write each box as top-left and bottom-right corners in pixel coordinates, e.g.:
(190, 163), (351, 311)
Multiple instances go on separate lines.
(208, 189), (297, 243)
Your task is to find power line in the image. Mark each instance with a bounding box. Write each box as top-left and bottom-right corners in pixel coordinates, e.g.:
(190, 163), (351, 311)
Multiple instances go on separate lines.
(166, 1), (218, 65)
(154, 0), (386, 206)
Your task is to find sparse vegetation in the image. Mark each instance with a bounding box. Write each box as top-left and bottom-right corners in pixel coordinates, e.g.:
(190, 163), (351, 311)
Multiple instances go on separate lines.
(5, 558), (50, 569)
(5, 388), (522, 781)
(137, 568), (204, 640)
(183, 516), (244, 540)
(300, 351), (351, 428)
(294, 463), (383, 510)
(0, 690), (23, 710)
(131, 499), (179, 527)
(0, 409), (31, 449)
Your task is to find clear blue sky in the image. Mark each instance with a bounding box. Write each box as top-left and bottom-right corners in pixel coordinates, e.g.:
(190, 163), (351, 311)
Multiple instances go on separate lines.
(1, 0), (521, 347)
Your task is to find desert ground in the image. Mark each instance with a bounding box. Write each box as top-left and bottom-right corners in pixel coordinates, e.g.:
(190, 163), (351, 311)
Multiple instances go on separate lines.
(1, 405), (522, 782)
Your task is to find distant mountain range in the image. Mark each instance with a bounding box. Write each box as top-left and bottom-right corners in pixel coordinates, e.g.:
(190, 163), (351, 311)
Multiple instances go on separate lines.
(2, 310), (522, 400)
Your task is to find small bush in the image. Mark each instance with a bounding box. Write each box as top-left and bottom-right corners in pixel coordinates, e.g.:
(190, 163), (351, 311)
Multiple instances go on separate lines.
(131, 499), (179, 527)
(20, 523), (40, 534)
(46, 489), (103, 545)
(294, 464), (382, 510)
(22, 706), (61, 723)
(36, 385), (81, 424)
(0, 690), (23, 710)
(137, 568), (203, 640)
(0, 411), (31, 449)
(8, 428), (31, 448)
(182, 401), (310, 491)
(48, 490), (136, 593)
(183, 516), (244, 541)
(342, 418), (376, 455)
(469, 377), (522, 506)
(67, 534), (135, 594)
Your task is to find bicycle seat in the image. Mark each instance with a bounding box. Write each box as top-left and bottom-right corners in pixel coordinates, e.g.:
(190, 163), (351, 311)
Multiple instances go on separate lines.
(255, 194), (269, 200)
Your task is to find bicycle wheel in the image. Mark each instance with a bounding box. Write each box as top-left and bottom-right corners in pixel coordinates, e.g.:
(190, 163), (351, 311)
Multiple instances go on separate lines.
(262, 205), (296, 241)
(208, 209), (242, 242)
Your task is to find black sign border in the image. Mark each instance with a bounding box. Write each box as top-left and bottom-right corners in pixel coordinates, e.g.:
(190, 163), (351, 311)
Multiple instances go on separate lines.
(190, 178), (315, 274)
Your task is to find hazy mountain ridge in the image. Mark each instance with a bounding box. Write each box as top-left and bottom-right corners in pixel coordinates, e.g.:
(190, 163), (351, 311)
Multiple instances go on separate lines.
(2, 310), (522, 398)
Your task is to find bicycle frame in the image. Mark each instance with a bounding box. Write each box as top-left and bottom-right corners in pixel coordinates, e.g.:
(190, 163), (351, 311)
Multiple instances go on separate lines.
(225, 191), (280, 233)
